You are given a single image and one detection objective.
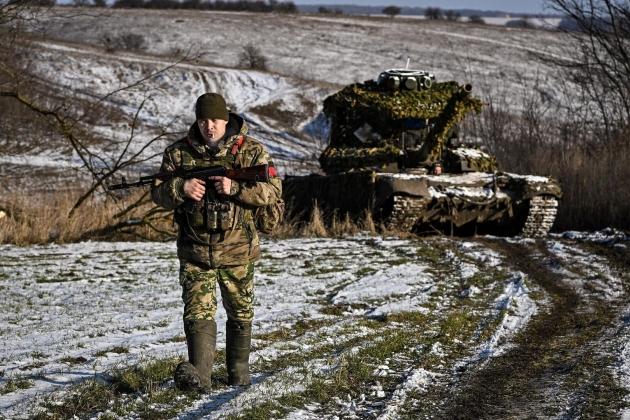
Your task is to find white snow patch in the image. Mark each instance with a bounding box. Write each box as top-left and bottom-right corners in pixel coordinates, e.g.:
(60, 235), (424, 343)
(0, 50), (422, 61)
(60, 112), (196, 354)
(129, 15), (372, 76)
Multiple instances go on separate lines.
(559, 228), (629, 245)
(378, 368), (440, 420)
(618, 307), (630, 419)
(332, 263), (433, 312)
(0, 236), (426, 417)
(547, 240), (624, 301)
(458, 241), (503, 267)
(475, 272), (537, 360)
(449, 147), (492, 159)
(0, 153), (80, 168)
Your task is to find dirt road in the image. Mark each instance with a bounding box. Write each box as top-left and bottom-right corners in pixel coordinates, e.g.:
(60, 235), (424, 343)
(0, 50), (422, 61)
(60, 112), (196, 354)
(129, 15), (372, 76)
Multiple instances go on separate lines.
(438, 238), (629, 418)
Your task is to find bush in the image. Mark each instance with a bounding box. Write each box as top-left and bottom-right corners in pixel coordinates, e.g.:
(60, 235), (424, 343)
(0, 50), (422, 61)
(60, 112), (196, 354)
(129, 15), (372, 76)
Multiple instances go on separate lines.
(468, 15), (485, 24)
(101, 33), (147, 52)
(382, 5), (401, 18)
(238, 44), (268, 71)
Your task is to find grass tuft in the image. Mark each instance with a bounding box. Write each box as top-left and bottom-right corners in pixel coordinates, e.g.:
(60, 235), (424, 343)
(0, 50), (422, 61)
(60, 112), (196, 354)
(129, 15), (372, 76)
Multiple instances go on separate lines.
(94, 346), (129, 357)
(111, 357), (181, 394)
(1, 377), (34, 395)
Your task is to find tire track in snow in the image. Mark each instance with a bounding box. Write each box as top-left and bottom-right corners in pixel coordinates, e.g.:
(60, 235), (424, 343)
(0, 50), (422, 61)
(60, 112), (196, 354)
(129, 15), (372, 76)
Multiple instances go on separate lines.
(438, 238), (628, 418)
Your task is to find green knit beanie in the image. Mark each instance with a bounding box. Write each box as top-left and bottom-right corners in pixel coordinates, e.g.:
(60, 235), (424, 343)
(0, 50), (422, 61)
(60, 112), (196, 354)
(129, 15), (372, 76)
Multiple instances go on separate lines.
(195, 93), (229, 121)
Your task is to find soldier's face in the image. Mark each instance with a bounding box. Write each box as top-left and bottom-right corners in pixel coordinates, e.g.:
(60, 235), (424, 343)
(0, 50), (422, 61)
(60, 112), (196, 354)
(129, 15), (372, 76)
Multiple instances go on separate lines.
(198, 118), (228, 144)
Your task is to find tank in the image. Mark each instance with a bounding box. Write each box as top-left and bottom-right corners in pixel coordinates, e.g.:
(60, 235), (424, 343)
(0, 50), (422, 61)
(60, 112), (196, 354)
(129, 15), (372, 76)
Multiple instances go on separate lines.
(283, 69), (561, 237)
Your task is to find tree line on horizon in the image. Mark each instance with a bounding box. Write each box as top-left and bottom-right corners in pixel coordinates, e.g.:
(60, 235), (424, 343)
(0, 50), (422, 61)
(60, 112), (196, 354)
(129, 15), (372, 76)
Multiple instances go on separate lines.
(19, 0), (567, 28)
(28, 0), (298, 13)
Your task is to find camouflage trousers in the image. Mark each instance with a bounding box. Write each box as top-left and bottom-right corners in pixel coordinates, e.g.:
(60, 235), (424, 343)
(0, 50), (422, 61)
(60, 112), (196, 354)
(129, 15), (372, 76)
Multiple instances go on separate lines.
(179, 261), (255, 323)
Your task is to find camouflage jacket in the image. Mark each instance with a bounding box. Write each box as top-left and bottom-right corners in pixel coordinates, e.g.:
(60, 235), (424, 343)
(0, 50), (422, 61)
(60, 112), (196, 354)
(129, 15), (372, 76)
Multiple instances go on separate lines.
(151, 113), (282, 268)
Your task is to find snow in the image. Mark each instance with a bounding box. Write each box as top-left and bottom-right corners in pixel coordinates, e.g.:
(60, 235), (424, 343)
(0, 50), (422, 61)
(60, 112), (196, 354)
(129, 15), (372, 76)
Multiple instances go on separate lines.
(559, 228), (629, 245)
(458, 241), (503, 267)
(0, 153), (81, 169)
(1, 232), (627, 417)
(1, 38), (328, 191)
(332, 263), (433, 306)
(378, 368), (440, 420)
(0, 235), (534, 417)
(31, 8), (579, 112)
(547, 240), (625, 301)
(449, 147), (492, 159)
(428, 185), (508, 200)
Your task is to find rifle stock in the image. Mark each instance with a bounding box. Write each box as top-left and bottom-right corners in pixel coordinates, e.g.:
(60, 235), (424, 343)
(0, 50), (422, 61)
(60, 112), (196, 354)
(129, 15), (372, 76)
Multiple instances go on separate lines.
(108, 163), (270, 191)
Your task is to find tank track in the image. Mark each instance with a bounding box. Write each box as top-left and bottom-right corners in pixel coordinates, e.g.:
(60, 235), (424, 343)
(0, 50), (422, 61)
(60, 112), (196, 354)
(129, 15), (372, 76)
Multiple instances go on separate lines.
(386, 195), (431, 231)
(519, 195), (558, 237)
(385, 194), (558, 237)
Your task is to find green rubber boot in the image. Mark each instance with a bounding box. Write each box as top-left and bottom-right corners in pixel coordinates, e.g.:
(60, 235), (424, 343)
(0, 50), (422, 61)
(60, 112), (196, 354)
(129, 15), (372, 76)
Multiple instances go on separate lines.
(226, 320), (252, 386)
(183, 319), (216, 391)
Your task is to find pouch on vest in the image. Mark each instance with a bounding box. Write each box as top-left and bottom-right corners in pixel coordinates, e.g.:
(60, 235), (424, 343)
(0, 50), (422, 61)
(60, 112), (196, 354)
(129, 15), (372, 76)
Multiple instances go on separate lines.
(254, 198), (285, 234)
(175, 200), (234, 232)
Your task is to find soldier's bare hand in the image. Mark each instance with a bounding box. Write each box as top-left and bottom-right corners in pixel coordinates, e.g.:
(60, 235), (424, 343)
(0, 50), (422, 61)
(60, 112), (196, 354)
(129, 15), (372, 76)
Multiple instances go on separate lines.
(208, 176), (233, 195)
(183, 178), (206, 201)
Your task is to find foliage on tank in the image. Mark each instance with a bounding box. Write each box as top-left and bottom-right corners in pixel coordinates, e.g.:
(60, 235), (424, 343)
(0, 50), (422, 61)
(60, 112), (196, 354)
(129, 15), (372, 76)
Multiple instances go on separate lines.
(418, 85), (482, 166)
(319, 144), (400, 172)
(320, 76), (485, 173)
(323, 80), (483, 149)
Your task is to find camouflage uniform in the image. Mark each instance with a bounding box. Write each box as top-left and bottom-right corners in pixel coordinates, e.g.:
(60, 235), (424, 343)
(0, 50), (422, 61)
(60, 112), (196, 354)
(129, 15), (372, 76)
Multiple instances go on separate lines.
(151, 113), (282, 324)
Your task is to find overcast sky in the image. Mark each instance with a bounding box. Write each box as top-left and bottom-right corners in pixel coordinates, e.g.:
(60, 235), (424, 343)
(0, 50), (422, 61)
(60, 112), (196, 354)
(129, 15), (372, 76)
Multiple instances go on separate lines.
(295, 0), (551, 15)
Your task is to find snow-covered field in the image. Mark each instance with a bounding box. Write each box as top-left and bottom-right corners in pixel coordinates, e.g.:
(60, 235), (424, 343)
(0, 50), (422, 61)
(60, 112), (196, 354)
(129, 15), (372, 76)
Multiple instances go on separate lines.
(0, 232), (627, 418)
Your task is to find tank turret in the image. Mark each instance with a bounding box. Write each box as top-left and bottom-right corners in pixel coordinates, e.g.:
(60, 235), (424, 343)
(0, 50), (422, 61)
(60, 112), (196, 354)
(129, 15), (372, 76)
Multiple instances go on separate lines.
(320, 69), (494, 174)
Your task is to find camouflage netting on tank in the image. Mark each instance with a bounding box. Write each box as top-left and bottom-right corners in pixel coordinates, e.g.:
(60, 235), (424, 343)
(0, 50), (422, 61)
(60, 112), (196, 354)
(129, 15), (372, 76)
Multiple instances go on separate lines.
(323, 81), (484, 149)
(319, 144), (400, 173)
(418, 87), (483, 165)
(320, 80), (484, 172)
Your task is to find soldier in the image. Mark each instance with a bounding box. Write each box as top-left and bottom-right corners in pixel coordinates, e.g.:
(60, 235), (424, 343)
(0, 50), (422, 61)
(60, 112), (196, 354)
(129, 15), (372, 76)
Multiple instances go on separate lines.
(151, 93), (282, 391)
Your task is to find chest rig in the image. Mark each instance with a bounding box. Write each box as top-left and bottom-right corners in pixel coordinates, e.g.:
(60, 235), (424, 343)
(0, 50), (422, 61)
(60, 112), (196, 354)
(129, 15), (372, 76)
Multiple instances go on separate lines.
(175, 136), (245, 237)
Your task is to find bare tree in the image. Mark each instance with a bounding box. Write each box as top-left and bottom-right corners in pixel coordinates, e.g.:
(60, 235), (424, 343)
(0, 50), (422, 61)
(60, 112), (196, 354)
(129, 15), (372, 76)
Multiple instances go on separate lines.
(238, 43), (268, 70)
(545, 0), (630, 139)
(0, 3), (195, 239)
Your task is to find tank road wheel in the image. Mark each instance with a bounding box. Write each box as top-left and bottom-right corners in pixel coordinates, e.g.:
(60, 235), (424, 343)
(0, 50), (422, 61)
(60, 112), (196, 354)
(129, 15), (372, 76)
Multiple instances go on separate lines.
(519, 195), (559, 237)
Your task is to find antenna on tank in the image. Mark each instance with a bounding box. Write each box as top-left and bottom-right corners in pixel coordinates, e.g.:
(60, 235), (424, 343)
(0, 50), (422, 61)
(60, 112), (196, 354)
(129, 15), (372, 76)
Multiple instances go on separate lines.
(405, 57), (410, 69)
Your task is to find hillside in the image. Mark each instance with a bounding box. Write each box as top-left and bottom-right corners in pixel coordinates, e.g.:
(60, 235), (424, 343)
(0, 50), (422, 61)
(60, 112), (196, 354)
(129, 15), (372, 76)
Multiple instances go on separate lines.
(2, 8), (576, 194)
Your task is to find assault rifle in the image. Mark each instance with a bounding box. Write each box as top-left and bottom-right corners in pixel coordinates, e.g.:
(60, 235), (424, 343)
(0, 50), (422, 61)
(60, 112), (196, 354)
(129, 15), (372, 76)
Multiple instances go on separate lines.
(107, 164), (271, 191)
